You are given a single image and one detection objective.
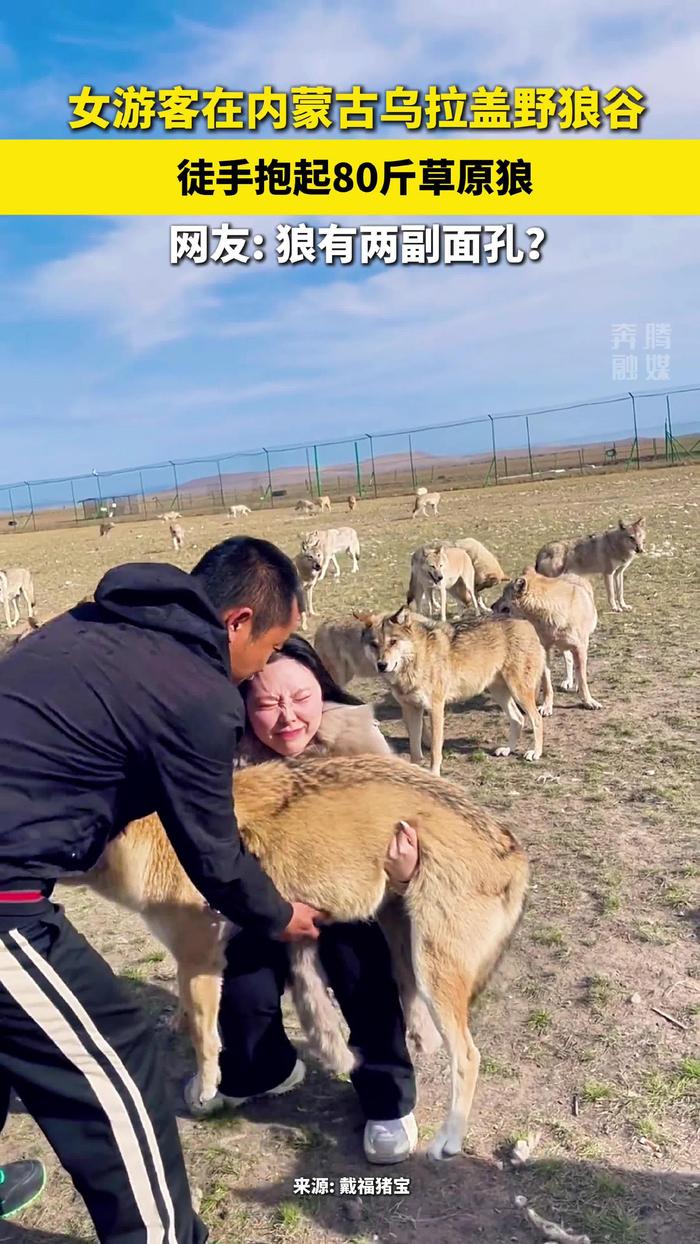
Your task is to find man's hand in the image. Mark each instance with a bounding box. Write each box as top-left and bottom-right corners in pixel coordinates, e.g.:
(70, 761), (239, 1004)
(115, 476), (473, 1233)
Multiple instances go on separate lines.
(278, 901), (325, 942)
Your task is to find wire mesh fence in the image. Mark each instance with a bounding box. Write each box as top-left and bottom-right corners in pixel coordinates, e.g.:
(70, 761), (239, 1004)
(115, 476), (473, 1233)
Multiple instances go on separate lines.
(2, 384), (698, 534)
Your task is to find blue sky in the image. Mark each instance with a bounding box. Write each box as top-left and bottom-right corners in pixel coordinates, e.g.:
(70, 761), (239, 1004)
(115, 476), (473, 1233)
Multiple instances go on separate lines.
(0, 1), (699, 485)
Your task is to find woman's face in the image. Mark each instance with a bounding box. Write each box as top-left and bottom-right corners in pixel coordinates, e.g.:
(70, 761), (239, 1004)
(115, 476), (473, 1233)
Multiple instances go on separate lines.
(246, 657), (323, 757)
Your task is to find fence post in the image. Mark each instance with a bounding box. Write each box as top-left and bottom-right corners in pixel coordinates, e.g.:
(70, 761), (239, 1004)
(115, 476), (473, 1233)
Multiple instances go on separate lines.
(138, 471), (147, 516)
(214, 460), (225, 510)
(665, 394), (674, 464)
(304, 446), (313, 496)
(365, 434), (379, 498)
(354, 440), (363, 497)
(408, 433), (416, 490)
(8, 488), (16, 529)
(628, 392), (641, 469)
(26, 482), (37, 531)
(170, 462), (180, 511)
(70, 479), (79, 525)
(525, 414), (534, 479)
(263, 449), (274, 507)
(488, 415), (498, 484)
(313, 445), (321, 497)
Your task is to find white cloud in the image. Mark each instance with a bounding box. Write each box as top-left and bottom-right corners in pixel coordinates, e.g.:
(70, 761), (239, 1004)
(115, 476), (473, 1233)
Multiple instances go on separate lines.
(23, 219), (226, 350)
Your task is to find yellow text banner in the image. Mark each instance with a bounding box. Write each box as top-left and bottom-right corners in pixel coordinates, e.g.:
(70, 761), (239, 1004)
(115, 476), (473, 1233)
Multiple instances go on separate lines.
(1, 139), (697, 215)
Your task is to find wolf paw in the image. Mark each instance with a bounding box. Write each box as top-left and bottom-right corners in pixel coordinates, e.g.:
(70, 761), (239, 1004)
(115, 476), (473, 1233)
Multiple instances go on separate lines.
(427, 1130), (463, 1160)
(620, 604), (632, 611)
(559, 679), (576, 692)
(524, 750), (540, 763)
(584, 698), (603, 710)
(494, 747), (511, 758)
(538, 704), (553, 718)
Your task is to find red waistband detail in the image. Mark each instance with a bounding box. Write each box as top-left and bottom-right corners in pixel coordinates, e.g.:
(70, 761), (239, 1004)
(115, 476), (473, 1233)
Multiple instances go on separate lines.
(0, 891), (44, 903)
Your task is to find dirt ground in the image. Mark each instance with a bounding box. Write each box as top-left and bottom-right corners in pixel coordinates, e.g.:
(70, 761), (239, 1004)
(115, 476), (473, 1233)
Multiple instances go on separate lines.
(1, 467), (698, 1244)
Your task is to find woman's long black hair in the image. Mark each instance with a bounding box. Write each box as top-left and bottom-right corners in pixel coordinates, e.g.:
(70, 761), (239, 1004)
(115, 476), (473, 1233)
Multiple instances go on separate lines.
(240, 634), (363, 706)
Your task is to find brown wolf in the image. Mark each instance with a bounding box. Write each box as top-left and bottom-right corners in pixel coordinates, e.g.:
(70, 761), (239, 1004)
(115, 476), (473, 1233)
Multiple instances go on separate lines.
(72, 754), (528, 1160)
(535, 518), (646, 612)
(363, 608), (545, 774)
(492, 569), (601, 714)
(293, 550), (337, 630)
(406, 545), (480, 621)
(454, 538), (509, 611)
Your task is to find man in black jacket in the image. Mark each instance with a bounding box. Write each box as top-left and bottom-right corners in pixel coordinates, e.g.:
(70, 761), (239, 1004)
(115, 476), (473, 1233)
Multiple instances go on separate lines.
(0, 535), (322, 1244)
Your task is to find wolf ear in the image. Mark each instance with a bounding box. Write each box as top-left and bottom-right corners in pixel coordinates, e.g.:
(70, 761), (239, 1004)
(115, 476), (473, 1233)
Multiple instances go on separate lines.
(390, 605), (410, 625)
(352, 609), (373, 624)
(618, 518), (626, 530)
(633, 516), (645, 528)
(513, 575), (527, 596)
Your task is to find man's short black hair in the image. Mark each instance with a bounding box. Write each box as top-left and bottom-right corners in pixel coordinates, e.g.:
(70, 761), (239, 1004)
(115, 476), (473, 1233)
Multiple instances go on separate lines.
(191, 536), (303, 637)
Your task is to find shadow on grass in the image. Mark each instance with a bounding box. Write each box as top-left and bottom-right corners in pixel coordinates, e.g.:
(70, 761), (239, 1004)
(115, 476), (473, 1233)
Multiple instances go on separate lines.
(214, 1074), (699, 1244)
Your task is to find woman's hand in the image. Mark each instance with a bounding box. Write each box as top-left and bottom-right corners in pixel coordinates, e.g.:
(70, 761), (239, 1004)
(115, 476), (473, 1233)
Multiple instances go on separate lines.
(385, 820), (419, 887)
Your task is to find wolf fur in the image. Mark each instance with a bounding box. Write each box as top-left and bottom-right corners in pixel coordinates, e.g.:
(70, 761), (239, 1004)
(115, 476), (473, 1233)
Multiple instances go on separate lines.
(363, 608), (546, 774)
(535, 518), (646, 612)
(492, 569), (601, 714)
(301, 528), (360, 579)
(454, 539), (509, 611)
(406, 545), (480, 621)
(72, 754), (528, 1160)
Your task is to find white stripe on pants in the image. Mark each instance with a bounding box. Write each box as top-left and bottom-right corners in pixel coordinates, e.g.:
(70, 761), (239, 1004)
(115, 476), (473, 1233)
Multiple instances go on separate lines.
(0, 931), (177, 1244)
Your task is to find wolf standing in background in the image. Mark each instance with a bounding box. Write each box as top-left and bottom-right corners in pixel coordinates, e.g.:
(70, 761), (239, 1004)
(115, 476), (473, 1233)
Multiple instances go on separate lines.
(365, 608), (546, 774)
(535, 517), (646, 612)
(492, 568), (601, 714)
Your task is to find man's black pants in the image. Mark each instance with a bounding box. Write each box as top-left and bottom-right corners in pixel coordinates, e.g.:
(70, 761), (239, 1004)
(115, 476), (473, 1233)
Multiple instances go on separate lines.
(218, 919), (416, 1121)
(0, 900), (206, 1244)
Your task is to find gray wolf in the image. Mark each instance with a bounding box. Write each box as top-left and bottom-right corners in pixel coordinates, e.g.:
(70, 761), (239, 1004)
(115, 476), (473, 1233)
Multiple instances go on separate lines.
(301, 527), (360, 578)
(228, 505), (251, 517)
(313, 613), (383, 685)
(406, 545), (479, 621)
(364, 608), (545, 774)
(535, 518), (646, 612)
(318, 495), (332, 512)
(295, 498), (319, 514)
(492, 569), (601, 714)
(75, 754), (529, 1160)
(347, 494), (357, 511)
(0, 568), (35, 629)
(293, 550), (338, 629)
(412, 487), (440, 518)
(454, 538), (509, 611)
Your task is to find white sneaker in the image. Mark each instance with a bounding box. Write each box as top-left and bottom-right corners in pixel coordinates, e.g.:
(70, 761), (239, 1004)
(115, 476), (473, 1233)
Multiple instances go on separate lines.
(185, 1058), (306, 1119)
(363, 1113), (418, 1164)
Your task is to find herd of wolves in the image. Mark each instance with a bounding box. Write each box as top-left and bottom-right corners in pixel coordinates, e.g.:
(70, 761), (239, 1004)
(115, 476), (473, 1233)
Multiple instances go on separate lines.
(0, 495), (648, 1162)
(303, 503), (646, 774)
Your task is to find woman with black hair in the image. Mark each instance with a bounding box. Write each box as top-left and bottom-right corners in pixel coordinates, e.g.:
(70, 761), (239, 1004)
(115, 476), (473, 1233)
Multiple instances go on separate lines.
(236, 633), (393, 763)
(187, 636), (421, 1164)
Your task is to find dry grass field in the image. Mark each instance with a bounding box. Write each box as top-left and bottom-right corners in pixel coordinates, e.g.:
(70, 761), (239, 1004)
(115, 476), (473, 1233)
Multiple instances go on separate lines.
(2, 467), (698, 1244)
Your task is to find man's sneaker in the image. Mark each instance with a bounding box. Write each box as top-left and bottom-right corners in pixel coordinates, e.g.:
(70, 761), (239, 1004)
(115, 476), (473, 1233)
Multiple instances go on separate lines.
(185, 1058), (306, 1118)
(0, 1160), (46, 1219)
(363, 1113), (418, 1164)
